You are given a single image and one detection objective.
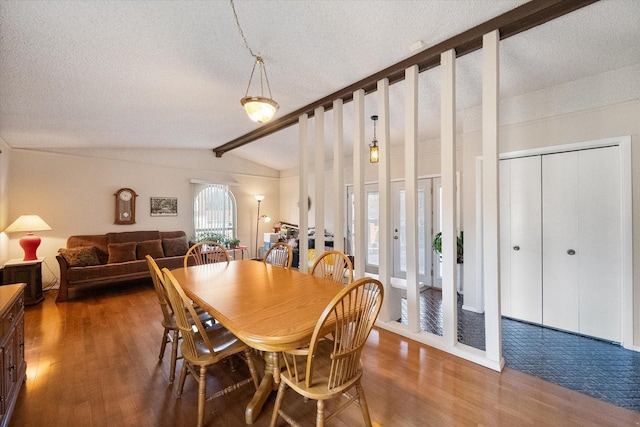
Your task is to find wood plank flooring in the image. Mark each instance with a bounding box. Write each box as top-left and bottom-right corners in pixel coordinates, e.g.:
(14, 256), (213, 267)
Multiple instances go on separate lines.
(11, 280), (640, 426)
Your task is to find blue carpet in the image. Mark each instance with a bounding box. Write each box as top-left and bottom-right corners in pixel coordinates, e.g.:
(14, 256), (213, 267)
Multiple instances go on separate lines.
(400, 289), (640, 413)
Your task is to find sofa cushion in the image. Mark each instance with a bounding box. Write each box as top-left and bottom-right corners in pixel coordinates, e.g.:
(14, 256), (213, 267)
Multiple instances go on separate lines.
(58, 246), (101, 267)
(162, 236), (189, 257)
(136, 239), (164, 260)
(107, 242), (137, 264)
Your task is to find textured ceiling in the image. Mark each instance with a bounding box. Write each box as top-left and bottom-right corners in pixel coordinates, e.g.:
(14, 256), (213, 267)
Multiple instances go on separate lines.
(1, 1), (639, 171)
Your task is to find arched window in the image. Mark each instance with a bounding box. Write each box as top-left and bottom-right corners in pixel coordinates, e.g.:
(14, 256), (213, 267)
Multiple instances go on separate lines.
(192, 182), (237, 240)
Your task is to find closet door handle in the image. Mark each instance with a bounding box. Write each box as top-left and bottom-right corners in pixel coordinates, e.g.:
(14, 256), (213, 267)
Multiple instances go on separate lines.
(513, 246), (520, 251)
(567, 249), (576, 255)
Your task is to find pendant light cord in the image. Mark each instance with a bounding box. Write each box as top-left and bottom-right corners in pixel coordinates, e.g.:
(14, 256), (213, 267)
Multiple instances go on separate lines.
(230, 0), (258, 60)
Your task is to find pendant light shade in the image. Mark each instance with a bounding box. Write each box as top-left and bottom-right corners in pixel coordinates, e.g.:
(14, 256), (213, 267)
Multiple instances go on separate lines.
(240, 57), (279, 124)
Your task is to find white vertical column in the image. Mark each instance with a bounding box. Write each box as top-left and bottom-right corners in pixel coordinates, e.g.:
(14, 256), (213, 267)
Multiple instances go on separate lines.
(405, 65), (420, 332)
(314, 107), (325, 260)
(482, 30), (502, 364)
(353, 90), (366, 279)
(332, 99), (345, 253)
(441, 48), (458, 346)
(299, 114), (309, 272)
(377, 78), (400, 322)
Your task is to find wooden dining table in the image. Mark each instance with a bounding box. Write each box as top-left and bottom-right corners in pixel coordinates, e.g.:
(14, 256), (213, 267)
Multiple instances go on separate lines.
(169, 259), (347, 424)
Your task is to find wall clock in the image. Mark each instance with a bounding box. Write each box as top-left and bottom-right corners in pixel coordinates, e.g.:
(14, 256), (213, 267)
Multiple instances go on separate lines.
(114, 188), (137, 224)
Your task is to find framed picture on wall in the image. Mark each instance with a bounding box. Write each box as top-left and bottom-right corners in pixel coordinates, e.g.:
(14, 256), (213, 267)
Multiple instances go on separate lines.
(150, 197), (178, 217)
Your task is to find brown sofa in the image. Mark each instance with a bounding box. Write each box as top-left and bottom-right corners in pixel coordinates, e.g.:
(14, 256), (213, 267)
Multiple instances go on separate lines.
(56, 230), (191, 302)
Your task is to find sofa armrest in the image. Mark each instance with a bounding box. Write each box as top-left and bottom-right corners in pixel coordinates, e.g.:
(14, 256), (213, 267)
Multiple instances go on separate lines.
(56, 255), (70, 302)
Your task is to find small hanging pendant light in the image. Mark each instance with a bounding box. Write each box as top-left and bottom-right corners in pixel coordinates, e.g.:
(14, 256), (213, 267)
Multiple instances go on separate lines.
(241, 56), (279, 123)
(369, 115), (379, 163)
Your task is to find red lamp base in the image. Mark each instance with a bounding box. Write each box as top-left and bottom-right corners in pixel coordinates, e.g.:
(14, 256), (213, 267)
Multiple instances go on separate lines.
(19, 233), (41, 261)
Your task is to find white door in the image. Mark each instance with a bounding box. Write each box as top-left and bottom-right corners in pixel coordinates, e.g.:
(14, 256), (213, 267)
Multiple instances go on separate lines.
(543, 147), (621, 341)
(392, 179), (434, 286)
(500, 156), (542, 323)
(542, 152), (580, 331)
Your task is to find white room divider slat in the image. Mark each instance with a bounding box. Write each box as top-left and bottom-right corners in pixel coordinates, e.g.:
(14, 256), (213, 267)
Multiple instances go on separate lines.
(314, 106), (325, 260)
(482, 30), (503, 367)
(332, 99), (344, 253)
(441, 48), (458, 347)
(298, 114), (309, 272)
(404, 65), (420, 332)
(352, 89), (366, 279)
(377, 78), (401, 323)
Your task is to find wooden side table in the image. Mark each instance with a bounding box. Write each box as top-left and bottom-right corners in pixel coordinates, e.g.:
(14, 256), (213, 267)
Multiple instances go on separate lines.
(2, 258), (44, 306)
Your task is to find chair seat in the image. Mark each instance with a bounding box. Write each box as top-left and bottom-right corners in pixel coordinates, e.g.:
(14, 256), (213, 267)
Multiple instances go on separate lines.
(188, 323), (249, 365)
(280, 340), (363, 401)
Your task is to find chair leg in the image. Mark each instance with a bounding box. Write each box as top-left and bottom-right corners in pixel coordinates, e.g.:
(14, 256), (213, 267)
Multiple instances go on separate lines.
(177, 363), (188, 397)
(169, 330), (179, 383)
(244, 349), (260, 389)
(159, 327), (170, 360)
(270, 380), (287, 427)
(316, 399), (325, 427)
(197, 365), (207, 427)
(355, 383), (373, 426)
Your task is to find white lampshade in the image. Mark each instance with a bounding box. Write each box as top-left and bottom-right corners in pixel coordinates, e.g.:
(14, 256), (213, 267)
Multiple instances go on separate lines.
(4, 215), (52, 233)
(254, 195), (265, 202)
(241, 96), (279, 124)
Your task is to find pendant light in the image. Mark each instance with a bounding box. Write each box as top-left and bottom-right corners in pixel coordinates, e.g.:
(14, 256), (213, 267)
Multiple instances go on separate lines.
(369, 115), (379, 163)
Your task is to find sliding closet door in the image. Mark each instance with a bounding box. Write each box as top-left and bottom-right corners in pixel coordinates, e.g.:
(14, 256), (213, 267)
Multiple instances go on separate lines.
(542, 152), (580, 332)
(577, 147), (620, 341)
(500, 156), (542, 323)
(542, 147), (621, 342)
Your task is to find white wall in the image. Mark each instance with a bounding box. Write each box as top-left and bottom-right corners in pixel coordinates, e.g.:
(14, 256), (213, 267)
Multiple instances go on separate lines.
(3, 148), (280, 284)
(0, 138), (11, 262)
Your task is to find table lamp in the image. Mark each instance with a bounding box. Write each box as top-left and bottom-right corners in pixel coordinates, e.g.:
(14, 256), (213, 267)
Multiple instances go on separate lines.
(4, 215), (52, 261)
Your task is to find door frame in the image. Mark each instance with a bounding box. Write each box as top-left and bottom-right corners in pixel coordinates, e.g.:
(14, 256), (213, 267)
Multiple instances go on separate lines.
(497, 136), (634, 350)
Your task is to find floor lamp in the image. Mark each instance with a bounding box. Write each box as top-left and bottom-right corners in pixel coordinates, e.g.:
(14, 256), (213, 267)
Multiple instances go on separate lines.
(254, 195), (270, 259)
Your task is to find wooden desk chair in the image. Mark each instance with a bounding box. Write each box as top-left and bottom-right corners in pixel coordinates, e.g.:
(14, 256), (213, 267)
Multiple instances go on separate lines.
(184, 241), (230, 268)
(145, 255), (214, 384)
(270, 277), (384, 427)
(310, 250), (354, 285)
(162, 268), (260, 427)
(263, 241), (293, 269)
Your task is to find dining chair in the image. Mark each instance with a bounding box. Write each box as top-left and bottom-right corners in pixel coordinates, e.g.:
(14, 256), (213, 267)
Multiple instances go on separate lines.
(145, 255), (214, 384)
(162, 268), (260, 427)
(184, 241), (230, 268)
(310, 250), (354, 285)
(270, 277), (384, 427)
(262, 241), (293, 268)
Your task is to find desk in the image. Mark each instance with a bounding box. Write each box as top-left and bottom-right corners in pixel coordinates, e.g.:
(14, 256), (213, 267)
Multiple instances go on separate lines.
(170, 259), (345, 424)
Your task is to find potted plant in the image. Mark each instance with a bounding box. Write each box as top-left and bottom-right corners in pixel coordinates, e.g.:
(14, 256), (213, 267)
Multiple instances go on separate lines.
(224, 237), (241, 249)
(432, 231), (464, 293)
(432, 231), (463, 263)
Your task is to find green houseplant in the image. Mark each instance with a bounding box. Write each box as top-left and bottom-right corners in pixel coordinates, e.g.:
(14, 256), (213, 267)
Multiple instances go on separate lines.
(432, 231), (463, 264)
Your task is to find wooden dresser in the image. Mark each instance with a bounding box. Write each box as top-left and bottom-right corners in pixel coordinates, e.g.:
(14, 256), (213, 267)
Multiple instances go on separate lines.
(0, 284), (25, 427)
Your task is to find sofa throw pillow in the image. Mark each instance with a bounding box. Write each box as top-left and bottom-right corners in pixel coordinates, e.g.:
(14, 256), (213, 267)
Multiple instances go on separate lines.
(107, 242), (137, 264)
(136, 239), (164, 260)
(59, 246), (101, 267)
(162, 236), (189, 257)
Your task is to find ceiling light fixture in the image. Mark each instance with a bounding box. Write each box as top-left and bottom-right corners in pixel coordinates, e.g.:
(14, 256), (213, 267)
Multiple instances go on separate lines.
(369, 115), (379, 163)
(231, 0), (279, 124)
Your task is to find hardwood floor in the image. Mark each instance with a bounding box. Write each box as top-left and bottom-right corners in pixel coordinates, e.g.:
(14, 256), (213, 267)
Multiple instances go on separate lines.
(11, 280), (640, 426)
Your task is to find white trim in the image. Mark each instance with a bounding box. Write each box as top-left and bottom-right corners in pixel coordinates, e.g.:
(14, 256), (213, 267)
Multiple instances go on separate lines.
(374, 320), (504, 372)
(189, 178), (240, 186)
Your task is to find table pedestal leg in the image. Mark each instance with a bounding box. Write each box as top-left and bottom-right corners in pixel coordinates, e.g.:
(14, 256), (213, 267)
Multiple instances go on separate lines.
(245, 351), (279, 424)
